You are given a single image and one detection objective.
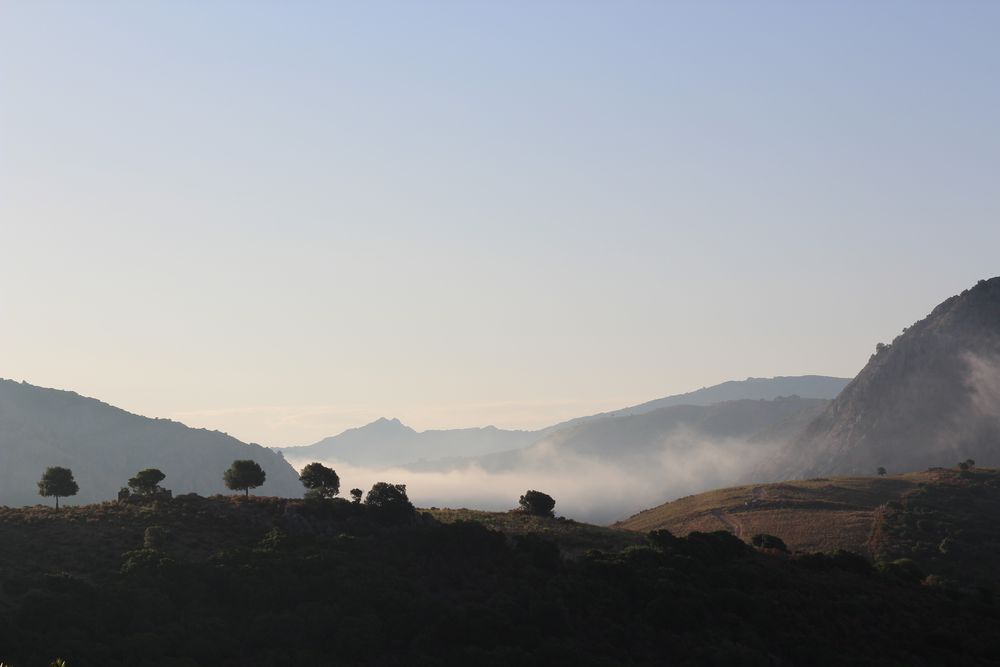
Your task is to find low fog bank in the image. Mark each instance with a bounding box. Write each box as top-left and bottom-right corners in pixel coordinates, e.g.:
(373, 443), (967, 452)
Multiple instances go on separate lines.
(286, 436), (775, 524)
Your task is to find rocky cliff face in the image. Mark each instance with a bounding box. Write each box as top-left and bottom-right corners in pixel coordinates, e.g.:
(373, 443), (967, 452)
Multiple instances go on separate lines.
(761, 277), (1000, 479)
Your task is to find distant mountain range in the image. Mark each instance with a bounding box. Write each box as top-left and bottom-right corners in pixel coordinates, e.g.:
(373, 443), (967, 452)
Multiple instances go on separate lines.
(283, 418), (541, 467)
(281, 375), (851, 469)
(7, 277), (997, 516)
(0, 380), (303, 506)
(760, 277), (1000, 480)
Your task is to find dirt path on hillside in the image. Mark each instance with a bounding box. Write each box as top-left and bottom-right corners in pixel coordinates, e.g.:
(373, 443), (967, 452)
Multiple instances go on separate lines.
(710, 509), (744, 539)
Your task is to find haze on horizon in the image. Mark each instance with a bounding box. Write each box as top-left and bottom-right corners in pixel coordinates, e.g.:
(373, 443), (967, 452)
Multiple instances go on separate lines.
(2, 2), (999, 446)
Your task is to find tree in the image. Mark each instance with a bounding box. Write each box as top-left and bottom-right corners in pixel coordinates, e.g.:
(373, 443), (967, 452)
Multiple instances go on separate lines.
(365, 482), (414, 520)
(224, 460), (266, 497)
(958, 459), (975, 471)
(299, 462), (341, 499)
(128, 468), (167, 495)
(876, 466), (887, 477)
(518, 490), (556, 517)
(38, 467), (79, 509)
(751, 533), (789, 553)
(350, 488), (363, 504)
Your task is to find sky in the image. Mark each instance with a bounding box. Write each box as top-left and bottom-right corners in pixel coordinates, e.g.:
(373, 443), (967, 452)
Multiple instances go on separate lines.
(1, 1), (998, 447)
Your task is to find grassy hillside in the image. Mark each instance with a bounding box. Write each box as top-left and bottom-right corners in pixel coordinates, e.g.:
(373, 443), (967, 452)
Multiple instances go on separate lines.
(1, 493), (999, 665)
(617, 467), (1000, 587)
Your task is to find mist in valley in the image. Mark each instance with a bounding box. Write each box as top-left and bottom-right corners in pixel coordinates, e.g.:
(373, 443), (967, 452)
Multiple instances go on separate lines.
(286, 432), (777, 524)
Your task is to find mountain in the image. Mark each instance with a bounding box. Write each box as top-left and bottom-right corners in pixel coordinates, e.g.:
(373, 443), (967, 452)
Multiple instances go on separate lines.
(282, 417), (540, 467)
(476, 396), (832, 472)
(284, 375), (850, 469)
(0, 379), (303, 506)
(760, 277), (1000, 480)
(549, 375), (850, 430)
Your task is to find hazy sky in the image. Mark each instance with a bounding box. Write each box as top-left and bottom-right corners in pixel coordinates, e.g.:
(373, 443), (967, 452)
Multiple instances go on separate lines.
(2, 2), (998, 446)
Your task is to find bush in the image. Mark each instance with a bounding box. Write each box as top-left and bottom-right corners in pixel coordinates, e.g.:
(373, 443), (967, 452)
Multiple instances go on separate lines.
(751, 533), (789, 553)
(877, 558), (924, 584)
(518, 490), (556, 517)
(365, 482), (415, 522)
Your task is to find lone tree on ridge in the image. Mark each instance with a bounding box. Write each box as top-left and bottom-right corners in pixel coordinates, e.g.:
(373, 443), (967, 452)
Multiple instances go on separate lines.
(299, 462), (341, 499)
(128, 468), (167, 495)
(38, 466), (79, 509)
(224, 460), (266, 497)
(518, 490), (556, 517)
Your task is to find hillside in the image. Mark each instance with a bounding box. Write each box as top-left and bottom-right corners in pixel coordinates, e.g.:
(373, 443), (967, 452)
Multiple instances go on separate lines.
(470, 396), (830, 475)
(551, 374), (849, 430)
(1, 494), (999, 665)
(0, 379), (303, 505)
(760, 277), (1000, 480)
(617, 467), (1000, 588)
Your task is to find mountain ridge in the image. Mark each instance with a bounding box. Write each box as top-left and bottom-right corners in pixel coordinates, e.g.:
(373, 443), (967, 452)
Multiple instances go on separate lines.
(759, 277), (1000, 480)
(0, 379), (304, 505)
(283, 375), (850, 469)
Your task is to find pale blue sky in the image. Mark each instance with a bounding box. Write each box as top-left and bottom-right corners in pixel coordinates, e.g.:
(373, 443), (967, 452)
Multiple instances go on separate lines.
(1, 2), (998, 445)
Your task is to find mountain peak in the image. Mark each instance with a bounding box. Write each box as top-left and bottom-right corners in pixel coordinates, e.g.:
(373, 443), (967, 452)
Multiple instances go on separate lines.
(762, 276), (1000, 479)
(366, 417), (413, 430)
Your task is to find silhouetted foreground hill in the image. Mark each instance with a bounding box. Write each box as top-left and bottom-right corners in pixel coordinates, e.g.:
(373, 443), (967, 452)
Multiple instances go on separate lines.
(0, 379), (303, 505)
(618, 467), (1000, 589)
(0, 494), (998, 665)
(761, 277), (1000, 479)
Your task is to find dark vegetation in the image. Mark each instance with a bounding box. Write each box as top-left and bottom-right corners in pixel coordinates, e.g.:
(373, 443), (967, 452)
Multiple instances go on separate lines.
(36, 467), (78, 509)
(518, 489), (556, 517)
(298, 462), (340, 499)
(127, 468), (167, 496)
(223, 460), (266, 497)
(1, 490), (999, 665)
(870, 467), (1000, 590)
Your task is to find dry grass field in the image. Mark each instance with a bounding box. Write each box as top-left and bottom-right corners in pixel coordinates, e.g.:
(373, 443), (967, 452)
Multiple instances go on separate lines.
(614, 470), (964, 555)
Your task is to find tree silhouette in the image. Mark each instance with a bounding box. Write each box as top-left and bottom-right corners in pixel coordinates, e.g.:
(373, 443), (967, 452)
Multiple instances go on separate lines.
(299, 462), (340, 499)
(38, 467), (79, 509)
(224, 460), (266, 497)
(128, 468), (167, 495)
(518, 490), (556, 517)
(877, 466), (887, 477)
(350, 488), (363, 504)
(365, 482), (414, 520)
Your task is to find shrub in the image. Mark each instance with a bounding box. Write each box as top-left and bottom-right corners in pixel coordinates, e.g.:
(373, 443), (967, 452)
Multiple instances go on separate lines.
(518, 490), (556, 517)
(751, 533), (789, 552)
(365, 482), (415, 521)
(128, 468), (167, 495)
(877, 558), (924, 584)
